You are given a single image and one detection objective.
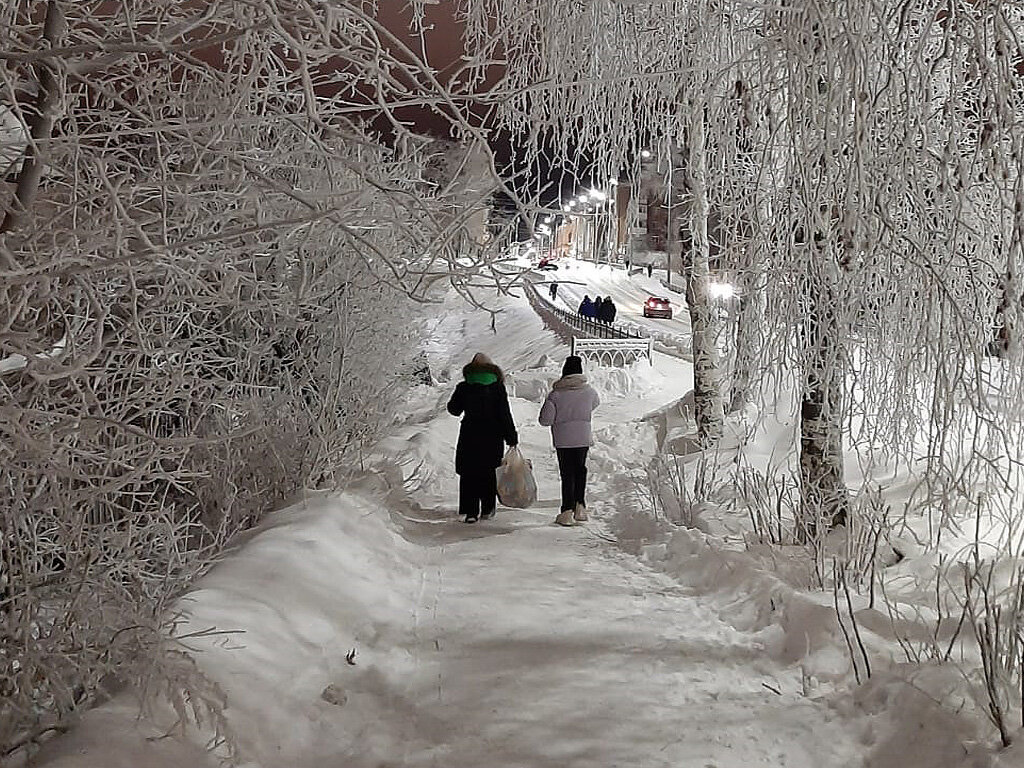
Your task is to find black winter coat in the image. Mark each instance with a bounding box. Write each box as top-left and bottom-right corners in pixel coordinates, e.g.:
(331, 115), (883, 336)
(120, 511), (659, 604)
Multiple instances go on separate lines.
(447, 363), (518, 475)
(600, 299), (617, 323)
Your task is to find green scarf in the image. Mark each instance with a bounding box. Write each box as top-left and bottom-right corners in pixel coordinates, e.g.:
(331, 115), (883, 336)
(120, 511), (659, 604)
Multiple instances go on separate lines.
(465, 370), (498, 385)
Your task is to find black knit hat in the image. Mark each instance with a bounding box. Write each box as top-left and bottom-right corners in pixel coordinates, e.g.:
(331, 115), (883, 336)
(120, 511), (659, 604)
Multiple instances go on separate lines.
(562, 355), (583, 376)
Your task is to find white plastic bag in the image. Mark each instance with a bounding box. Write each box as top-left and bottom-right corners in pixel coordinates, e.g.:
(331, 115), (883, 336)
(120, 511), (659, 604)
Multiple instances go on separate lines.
(495, 446), (538, 508)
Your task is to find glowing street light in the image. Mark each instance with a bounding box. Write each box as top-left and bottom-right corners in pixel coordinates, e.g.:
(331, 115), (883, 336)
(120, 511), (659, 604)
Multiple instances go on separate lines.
(640, 149), (652, 159)
(707, 281), (737, 300)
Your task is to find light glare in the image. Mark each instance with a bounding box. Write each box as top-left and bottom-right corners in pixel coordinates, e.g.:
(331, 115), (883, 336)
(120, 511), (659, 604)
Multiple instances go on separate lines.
(708, 281), (736, 300)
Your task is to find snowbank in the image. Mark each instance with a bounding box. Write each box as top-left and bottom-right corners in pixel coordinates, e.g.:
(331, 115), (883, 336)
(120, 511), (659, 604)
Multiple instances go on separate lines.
(29, 491), (428, 767)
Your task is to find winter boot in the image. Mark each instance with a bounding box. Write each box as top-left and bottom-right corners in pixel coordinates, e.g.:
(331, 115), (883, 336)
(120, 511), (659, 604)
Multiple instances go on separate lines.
(554, 510), (576, 527)
(464, 514), (479, 524)
(573, 503), (588, 523)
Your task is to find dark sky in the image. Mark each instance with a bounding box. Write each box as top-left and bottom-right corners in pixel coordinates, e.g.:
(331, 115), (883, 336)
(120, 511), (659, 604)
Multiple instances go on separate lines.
(375, 0), (483, 138)
(375, 1), (592, 208)
(376, 1), (465, 71)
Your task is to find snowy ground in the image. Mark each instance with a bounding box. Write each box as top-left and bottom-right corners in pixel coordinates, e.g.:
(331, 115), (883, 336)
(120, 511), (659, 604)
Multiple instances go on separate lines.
(25, 275), (1023, 767)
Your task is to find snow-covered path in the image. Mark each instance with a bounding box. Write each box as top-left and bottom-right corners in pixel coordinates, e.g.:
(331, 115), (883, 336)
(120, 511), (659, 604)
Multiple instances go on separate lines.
(27, 284), (881, 768)
(383, 508), (864, 768)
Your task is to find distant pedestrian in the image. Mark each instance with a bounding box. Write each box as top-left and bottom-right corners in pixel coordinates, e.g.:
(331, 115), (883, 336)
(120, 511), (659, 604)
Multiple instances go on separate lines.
(578, 295), (594, 317)
(447, 353), (519, 523)
(600, 296), (617, 325)
(646, 263), (653, 278)
(592, 296), (604, 322)
(549, 282), (558, 300)
(625, 259), (631, 271)
(539, 355), (600, 526)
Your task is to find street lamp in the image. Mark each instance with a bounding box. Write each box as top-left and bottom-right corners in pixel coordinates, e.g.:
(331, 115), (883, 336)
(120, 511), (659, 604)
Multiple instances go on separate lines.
(537, 223), (552, 261)
(707, 280), (736, 300)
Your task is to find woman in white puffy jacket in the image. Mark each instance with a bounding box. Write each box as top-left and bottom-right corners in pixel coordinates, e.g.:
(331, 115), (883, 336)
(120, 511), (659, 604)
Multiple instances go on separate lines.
(538, 355), (600, 526)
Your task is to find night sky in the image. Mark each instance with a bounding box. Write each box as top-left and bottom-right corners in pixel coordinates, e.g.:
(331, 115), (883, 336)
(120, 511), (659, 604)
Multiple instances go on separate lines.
(376, 1), (594, 209)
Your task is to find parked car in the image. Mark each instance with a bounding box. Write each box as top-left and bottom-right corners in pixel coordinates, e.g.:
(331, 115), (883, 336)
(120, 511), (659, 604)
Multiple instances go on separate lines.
(537, 257), (559, 271)
(642, 296), (672, 319)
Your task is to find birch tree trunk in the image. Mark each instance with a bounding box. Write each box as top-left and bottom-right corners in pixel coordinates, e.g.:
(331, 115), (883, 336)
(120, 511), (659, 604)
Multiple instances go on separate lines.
(684, 110), (724, 446)
(728, 235), (766, 414)
(799, 255), (849, 534)
(724, 78), (769, 414)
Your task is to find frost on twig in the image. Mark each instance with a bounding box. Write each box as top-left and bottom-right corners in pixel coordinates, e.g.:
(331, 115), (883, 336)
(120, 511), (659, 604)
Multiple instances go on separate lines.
(0, 1), (546, 759)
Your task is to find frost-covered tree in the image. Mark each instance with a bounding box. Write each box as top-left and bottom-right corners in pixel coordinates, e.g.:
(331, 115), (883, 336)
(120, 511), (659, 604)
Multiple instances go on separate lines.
(463, 0), (1024, 522)
(461, 0), (1024, 738)
(0, 0), (519, 757)
(461, 0), (734, 445)
(421, 137), (495, 245)
(759, 0), (1024, 530)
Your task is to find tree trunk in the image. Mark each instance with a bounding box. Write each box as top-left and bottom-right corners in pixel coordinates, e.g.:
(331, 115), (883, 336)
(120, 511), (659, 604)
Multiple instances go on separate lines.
(728, 250), (765, 413)
(727, 203), (766, 413)
(1, 0), (64, 235)
(683, 112), (724, 446)
(799, 270), (849, 538)
(990, 265), (1018, 358)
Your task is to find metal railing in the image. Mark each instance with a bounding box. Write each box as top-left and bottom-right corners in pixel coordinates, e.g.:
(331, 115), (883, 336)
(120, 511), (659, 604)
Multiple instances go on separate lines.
(545, 303), (644, 341)
(525, 280), (652, 364)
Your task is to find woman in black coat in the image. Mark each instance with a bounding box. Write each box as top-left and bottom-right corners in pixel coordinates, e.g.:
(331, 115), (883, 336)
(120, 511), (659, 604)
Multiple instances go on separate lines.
(600, 296), (617, 325)
(446, 353), (519, 522)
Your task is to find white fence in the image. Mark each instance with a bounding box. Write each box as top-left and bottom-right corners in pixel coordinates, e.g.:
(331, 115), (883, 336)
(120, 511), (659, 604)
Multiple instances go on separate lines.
(570, 336), (652, 366)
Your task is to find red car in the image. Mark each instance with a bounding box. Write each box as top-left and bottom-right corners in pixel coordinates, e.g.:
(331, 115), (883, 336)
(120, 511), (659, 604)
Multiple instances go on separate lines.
(642, 296), (672, 319)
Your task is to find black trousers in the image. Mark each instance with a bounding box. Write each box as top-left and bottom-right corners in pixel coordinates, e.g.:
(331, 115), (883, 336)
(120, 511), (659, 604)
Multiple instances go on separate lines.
(555, 447), (589, 512)
(459, 469), (497, 518)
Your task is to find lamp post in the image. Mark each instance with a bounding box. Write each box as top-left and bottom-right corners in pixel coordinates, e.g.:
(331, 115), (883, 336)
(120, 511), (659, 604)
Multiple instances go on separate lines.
(576, 194), (589, 261)
(665, 156), (673, 287)
(533, 211), (552, 260)
(606, 177), (614, 264)
(565, 200), (577, 257)
(541, 216), (553, 260)
(588, 188), (608, 264)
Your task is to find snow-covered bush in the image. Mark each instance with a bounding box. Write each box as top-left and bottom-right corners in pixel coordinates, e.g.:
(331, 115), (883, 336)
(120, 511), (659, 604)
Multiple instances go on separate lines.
(0, 1), (512, 759)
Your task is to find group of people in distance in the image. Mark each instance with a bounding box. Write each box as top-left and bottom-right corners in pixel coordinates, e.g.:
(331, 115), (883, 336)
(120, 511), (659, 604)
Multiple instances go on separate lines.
(577, 295), (617, 325)
(446, 353), (599, 527)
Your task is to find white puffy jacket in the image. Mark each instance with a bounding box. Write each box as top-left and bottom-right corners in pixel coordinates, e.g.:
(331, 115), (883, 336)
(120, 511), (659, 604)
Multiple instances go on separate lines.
(538, 374), (600, 448)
